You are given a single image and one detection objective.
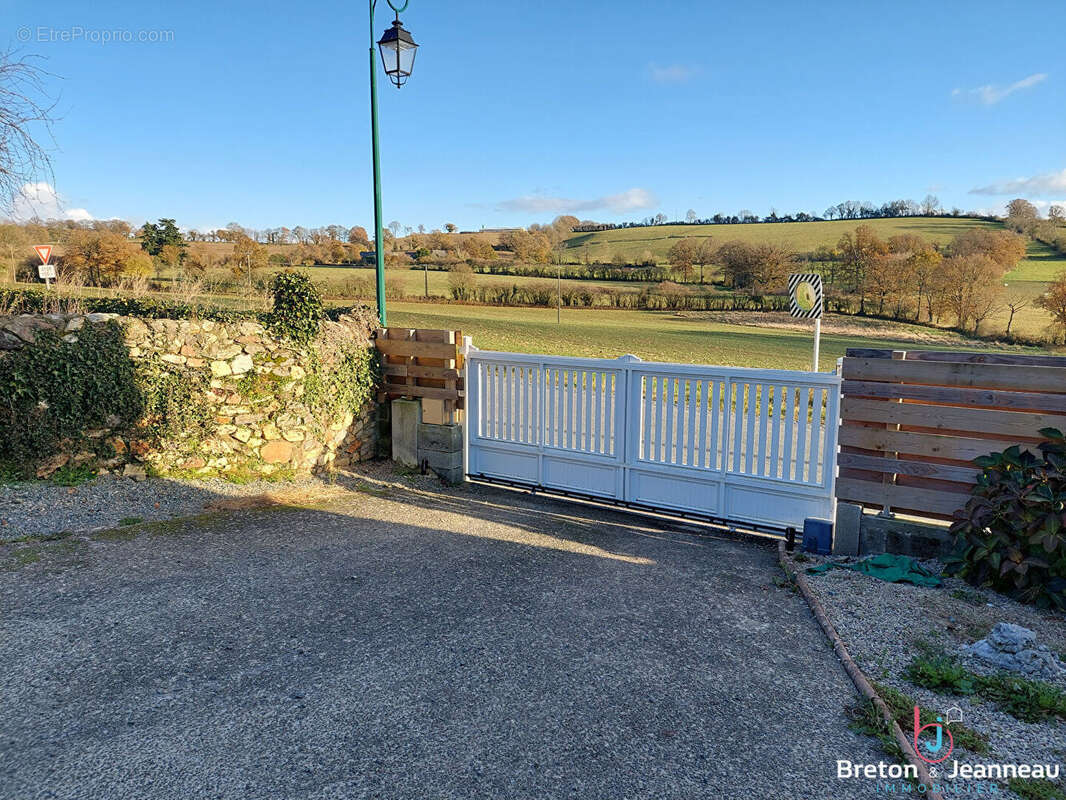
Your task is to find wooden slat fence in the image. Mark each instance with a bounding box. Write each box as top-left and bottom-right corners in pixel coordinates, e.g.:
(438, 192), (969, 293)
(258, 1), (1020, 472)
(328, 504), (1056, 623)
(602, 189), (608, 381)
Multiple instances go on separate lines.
(837, 348), (1066, 519)
(375, 328), (464, 421)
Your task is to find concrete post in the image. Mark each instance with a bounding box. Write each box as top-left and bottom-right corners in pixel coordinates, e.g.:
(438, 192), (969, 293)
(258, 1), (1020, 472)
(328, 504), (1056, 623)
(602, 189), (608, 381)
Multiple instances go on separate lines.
(391, 398), (421, 467)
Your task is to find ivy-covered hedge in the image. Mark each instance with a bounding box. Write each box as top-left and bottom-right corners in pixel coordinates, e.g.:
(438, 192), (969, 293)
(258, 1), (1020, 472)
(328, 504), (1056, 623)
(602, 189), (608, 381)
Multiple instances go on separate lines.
(0, 322), (144, 467)
(0, 287), (369, 325)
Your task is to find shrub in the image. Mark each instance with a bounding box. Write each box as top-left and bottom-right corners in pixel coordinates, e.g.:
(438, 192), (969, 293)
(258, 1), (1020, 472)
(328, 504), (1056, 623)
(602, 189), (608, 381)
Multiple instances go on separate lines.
(267, 270), (324, 344)
(948, 429), (1066, 609)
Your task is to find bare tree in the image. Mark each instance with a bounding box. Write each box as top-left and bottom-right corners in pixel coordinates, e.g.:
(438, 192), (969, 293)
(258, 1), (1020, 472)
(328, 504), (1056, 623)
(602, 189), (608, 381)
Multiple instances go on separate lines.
(1004, 294), (1030, 336)
(0, 50), (57, 213)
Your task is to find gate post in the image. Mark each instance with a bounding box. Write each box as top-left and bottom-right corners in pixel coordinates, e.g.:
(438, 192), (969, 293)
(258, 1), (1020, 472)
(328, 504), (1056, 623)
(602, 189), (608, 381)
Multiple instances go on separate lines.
(461, 336), (475, 481)
(618, 354), (642, 502)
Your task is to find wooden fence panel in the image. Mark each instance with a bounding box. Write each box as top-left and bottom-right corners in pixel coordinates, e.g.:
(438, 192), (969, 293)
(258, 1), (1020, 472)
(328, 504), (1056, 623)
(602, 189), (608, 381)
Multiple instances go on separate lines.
(837, 349), (1066, 520)
(375, 328), (464, 419)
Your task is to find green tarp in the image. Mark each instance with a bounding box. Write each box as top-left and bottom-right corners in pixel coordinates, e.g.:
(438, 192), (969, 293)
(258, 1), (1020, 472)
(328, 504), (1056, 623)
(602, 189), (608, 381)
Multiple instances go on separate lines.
(806, 553), (942, 587)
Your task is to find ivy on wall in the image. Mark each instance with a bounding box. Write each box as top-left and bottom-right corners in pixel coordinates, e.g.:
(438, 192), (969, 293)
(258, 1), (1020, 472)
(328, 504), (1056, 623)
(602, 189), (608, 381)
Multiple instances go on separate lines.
(266, 271), (324, 345)
(303, 344), (379, 427)
(0, 323), (143, 465)
(136, 356), (214, 446)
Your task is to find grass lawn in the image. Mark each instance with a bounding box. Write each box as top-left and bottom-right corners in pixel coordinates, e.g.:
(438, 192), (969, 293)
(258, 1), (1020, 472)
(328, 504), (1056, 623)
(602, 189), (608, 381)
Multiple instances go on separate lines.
(385, 302), (1044, 371)
(1005, 239), (1066, 282)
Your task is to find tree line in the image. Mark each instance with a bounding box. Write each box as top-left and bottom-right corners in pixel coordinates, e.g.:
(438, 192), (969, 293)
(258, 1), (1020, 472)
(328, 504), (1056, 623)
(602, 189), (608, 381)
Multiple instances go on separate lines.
(569, 195), (982, 232)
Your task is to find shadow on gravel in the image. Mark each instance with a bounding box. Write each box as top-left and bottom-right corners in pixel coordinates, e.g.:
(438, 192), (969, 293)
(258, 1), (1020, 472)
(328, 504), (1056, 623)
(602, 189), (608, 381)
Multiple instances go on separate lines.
(0, 472), (886, 800)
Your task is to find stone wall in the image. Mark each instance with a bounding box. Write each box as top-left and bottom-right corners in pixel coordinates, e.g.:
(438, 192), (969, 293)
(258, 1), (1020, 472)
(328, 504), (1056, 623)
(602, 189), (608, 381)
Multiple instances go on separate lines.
(0, 310), (378, 480)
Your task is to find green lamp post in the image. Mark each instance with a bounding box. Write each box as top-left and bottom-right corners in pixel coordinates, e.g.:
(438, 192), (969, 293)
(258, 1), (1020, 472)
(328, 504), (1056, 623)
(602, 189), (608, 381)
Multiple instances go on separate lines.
(369, 0), (418, 327)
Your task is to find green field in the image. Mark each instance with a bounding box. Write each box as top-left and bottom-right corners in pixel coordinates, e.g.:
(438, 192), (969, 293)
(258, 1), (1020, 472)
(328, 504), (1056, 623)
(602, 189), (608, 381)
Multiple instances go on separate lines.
(300, 264), (652, 297)
(559, 217), (1066, 339)
(385, 302), (1045, 371)
(562, 217), (1014, 262)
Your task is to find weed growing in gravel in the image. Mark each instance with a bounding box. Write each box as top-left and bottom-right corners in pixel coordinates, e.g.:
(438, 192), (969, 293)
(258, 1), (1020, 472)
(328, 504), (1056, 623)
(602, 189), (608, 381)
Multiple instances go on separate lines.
(874, 682), (990, 754)
(118, 517), (143, 526)
(905, 653), (977, 694)
(1008, 777), (1066, 800)
(950, 588), (986, 605)
(49, 464), (97, 487)
(904, 655), (1066, 723)
(773, 571), (798, 593)
(844, 694), (923, 792)
(975, 673), (1066, 724)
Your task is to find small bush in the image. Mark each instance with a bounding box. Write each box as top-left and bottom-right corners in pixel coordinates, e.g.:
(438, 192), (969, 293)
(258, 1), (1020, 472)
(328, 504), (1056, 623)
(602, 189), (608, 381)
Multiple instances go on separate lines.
(267, 271), (324, 344)
(948, 430), (1066, 609)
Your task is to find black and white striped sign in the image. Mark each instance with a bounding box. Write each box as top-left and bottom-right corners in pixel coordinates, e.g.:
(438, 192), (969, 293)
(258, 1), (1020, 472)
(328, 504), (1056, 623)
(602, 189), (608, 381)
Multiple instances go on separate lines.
(788, 273), (823, 319)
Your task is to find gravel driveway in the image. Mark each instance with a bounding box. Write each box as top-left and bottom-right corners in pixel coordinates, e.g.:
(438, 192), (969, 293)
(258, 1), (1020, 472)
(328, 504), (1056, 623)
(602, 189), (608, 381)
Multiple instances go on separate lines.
(1, 478), (888, 799)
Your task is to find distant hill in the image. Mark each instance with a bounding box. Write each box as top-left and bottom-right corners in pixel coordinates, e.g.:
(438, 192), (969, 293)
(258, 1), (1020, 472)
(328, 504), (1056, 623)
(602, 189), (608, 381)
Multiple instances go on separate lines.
(566, 217), (996, 258)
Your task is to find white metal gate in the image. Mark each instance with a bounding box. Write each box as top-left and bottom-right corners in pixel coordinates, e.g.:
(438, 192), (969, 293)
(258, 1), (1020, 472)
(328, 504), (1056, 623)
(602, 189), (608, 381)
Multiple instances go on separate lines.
(464, 349), (840, 530)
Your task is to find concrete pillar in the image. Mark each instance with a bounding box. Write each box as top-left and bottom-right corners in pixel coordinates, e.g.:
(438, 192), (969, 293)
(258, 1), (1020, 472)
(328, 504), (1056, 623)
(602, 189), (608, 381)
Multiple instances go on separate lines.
(417, 422), (464, 485)
(832, 502), (862, 556)
(391, 398), (421, 467)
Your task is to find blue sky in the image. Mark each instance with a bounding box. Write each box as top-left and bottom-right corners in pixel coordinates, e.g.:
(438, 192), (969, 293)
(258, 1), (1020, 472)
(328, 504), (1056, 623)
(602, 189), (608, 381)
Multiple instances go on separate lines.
(6, 0), (1065, 232)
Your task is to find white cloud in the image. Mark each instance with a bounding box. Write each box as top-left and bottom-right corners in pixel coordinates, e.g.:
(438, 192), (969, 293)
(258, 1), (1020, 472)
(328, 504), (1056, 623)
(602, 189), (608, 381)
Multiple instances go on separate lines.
(497, 187), (657, 215)
(970, 168), (1066, 197)
(11, 182), (93, 222)
(951, 73), (1047, 105)
(648, 63), (701, 84)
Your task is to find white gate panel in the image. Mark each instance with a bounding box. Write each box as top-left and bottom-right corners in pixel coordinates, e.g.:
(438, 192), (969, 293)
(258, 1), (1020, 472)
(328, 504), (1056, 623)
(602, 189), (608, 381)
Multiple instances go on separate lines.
(465, 349), (840, 530)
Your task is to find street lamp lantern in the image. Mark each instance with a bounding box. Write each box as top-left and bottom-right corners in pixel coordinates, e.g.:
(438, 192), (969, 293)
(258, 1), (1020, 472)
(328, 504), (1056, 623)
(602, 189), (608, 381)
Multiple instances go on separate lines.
(367, 0), (416, 326)
(377, 17), (418, 88)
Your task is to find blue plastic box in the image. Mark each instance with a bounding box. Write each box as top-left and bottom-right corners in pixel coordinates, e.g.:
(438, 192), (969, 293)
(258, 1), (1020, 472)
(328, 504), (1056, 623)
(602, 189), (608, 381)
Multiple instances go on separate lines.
(801, 518), (833, 555)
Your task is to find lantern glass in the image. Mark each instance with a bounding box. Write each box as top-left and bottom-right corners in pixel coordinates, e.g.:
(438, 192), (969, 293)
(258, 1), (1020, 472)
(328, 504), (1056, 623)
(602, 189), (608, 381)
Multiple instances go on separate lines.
(378, 19), (418, 87)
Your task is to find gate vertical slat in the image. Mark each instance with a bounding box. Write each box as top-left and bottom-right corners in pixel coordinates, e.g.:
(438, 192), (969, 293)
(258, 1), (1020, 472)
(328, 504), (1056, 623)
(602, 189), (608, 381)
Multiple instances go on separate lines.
(533, 365), (542, 446)
(795, 388), (810, 484)
(488, 364), (497, 440)
(502, 366), (509, 443)
(555, 368), (564, 448)
(744, 383), (756, 475)
(584, 372), (593, 452)
(521, 367), (529, 443)
(756, 383), (770, 476)
(569, 369), (578, 450)
(782, 386), (795, 480)
(808, 387), (823, 484)
(655, 377), (666, 462)
(708, 380), (718, 469)
(664, 378), (675, 465)
(769, 385), (783, 479)
(546, 367), (555, 447)
(693, 380), (705, 468)
(685, 379), (697, 466)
